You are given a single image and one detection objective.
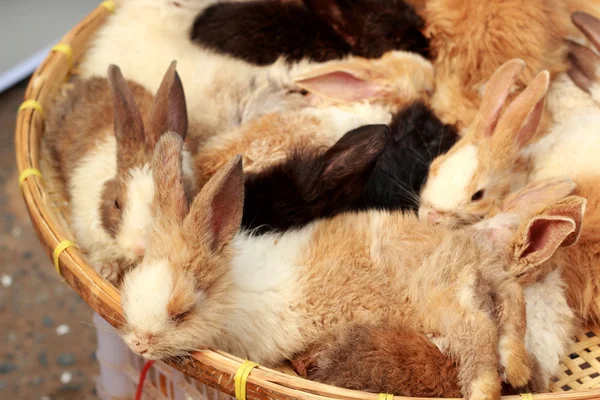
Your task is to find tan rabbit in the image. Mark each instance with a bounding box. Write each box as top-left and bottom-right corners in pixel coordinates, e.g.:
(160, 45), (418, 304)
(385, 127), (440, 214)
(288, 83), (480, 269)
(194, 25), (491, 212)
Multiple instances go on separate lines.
(290, 177), (581, 396)
(44, 62), (196, 284)
(114, 134), (589, 400)
(194, 50), (434, 186)
(420, 22), (600, 227)
(419, 59), (550, 228)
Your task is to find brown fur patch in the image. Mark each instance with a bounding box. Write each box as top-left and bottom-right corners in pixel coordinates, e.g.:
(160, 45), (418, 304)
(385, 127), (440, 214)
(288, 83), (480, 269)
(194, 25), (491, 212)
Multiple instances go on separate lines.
(292, 322), (461, 398)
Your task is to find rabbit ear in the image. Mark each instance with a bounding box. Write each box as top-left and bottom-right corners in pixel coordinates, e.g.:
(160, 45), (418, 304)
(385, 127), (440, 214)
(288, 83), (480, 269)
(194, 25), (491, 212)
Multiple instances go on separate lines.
(184, 156), (244, 253)
(472, 59), (526, 139)
(108, 65), (146, 162)
(302, 0), (355, 45)
(295, 61), (384, 103)
(536, 196), (587, 247)
(572, 12), (600, 52)
(147, 61), (188, 148)
(566, 39), (600, 94)
(513, 196), (586, 271)
(151, 132), (189, 224)
(501, 177), (577, 216)
(311, 124), (389, 198)
(493, 69), (550, 149)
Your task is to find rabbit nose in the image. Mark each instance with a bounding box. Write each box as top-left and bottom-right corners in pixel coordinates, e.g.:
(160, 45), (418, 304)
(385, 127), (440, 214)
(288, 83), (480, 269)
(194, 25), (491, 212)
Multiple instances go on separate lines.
(131, 340), (149, 355)
(130, 243), (146, 258)
(427, 210), (441, 224)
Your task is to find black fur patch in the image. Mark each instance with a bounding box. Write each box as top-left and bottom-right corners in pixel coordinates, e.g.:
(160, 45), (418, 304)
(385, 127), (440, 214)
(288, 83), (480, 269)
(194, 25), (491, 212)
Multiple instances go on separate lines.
(360, 102), (458, 212)
(191, 0), (429, 66)
(242, 124), (389, 233)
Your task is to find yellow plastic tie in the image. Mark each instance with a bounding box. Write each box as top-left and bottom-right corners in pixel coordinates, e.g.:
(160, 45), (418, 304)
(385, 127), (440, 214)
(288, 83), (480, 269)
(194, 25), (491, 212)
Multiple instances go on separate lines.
(19, 100), (44, 119)
(378, 394), (394, 400)
(19, 168), (42, 187)
(53, 240), (78, 275)
(101, 0), (116, 13)
(52, 44), (73, 69)
(520, 394), (534, 400)
(234, 360), (258, 400)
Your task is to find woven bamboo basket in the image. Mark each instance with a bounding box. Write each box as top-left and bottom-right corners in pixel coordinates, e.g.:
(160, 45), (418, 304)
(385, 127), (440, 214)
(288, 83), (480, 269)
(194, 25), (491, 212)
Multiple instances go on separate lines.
(13, 1), (600, 399)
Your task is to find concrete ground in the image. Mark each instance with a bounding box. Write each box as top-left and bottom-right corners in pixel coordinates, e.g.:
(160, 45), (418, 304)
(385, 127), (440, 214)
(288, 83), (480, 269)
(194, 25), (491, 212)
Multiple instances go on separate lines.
(0, 80), (98, 399)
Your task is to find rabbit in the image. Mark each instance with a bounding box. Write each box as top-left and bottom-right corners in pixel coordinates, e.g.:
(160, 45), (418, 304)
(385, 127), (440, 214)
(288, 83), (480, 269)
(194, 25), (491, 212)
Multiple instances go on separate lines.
(44, 62), (195, 285)
(290, 177), (581, 396)
(190, 0), (429, 66)
(79, 0), (310, 146)
(419, 59), (550, 228)
(422, 0), (572, 132)
(194, 50), (435, 187)
(420, 20), (600, 228)
(116, 134), (585, 400)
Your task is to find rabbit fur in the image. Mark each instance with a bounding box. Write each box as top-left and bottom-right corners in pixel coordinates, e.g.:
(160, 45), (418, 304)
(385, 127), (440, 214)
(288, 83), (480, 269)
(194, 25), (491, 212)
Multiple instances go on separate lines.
(193, 50), (435, 187)
(116, 134), (589, 399)
(79, 0), (310, 146)
(190, 0), (429, 65)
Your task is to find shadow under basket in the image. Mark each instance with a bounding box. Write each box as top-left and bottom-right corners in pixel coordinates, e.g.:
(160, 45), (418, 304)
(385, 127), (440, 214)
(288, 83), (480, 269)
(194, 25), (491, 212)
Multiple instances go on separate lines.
(13, 1), (600, 399)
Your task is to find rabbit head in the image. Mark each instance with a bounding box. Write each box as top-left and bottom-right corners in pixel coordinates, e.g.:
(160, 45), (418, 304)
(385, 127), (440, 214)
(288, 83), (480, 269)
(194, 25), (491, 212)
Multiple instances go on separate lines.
(121, 135), (243, 359)
(242, 124), (390, 233)
(293, 50), (434, 110)
(419, 59), (550, 228)
(99, 61), (191, 271)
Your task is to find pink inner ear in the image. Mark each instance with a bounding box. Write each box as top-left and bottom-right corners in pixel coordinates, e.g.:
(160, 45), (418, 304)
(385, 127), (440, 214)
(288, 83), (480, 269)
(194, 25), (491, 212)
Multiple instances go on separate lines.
(521, 220), (551, 258)
(297, 71), (380, 103)
(521, 218), (574, 265)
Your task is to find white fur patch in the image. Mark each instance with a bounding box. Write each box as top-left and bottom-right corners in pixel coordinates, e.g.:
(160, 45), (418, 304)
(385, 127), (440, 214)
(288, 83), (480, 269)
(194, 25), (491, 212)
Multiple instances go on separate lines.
(122, 258), (174, 333)
(223, 228), (313, 364)
(422, 144), (479, 211)
(524, 270), (574, 384)
(69, 137), (121, 266)
(117, 164), (154, 256)
(303, 103), (393, 143)
(531, 111), (600, 180)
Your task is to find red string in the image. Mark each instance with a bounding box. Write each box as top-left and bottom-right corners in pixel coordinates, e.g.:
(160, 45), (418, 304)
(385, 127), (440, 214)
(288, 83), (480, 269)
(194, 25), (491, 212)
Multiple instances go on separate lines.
(135, 360), (155, 400)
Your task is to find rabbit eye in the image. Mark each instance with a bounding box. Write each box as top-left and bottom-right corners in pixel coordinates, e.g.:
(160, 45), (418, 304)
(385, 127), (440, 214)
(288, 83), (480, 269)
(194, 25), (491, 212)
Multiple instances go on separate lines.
(471, 190), (485, 202)
(114, 199), (121, 210)
(172, 309), (192, 324)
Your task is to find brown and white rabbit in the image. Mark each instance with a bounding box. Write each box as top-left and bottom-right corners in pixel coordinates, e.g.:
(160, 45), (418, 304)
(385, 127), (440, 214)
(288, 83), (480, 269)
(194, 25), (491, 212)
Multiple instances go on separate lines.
(194, 50), (435, 186)
(291, 177), (581, 396)
(422, 0), (571, 132)
(44, 62), (195, 284)
(117, 134), (575, 400)
(79, 0), (309, 145)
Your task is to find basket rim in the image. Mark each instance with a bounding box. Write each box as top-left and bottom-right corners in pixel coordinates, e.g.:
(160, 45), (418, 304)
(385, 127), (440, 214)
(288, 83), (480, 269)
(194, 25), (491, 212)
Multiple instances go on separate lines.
(13, 2), (600, 400)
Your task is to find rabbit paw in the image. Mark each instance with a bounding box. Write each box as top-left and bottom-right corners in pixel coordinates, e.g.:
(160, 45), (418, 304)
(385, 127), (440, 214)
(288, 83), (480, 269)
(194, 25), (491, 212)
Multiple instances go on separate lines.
(99, 263), (121, 285)
(498, 336), (531, 388)
(468, 371), (501, 400)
